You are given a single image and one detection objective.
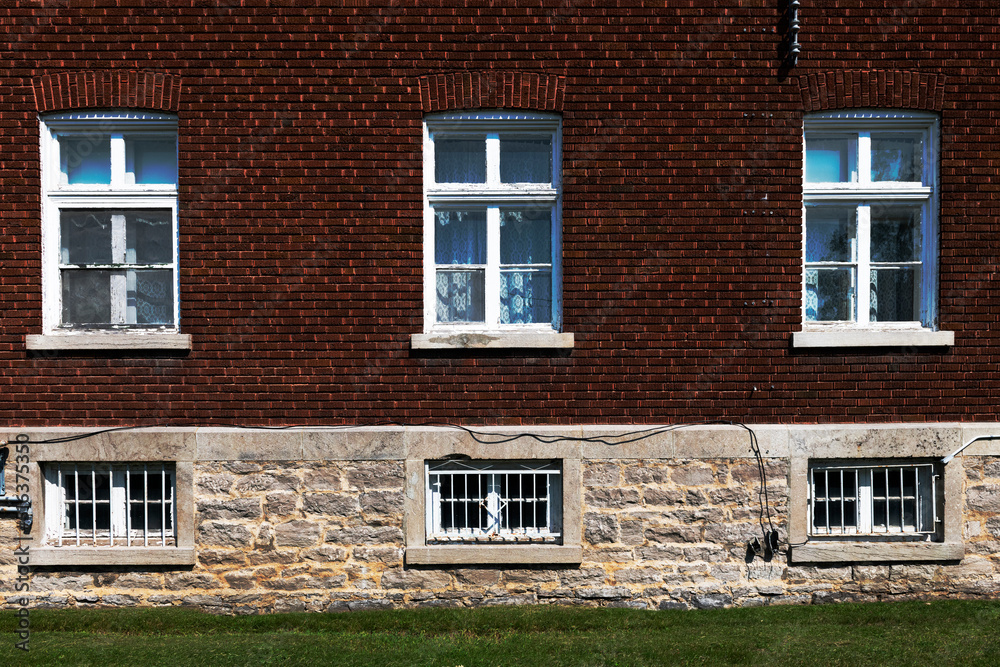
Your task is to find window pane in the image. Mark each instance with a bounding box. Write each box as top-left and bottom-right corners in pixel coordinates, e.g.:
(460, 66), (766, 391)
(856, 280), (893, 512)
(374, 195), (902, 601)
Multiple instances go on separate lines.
(130, 269), (174, 325)
(434, 210), (486, 265)
(806, 136), (852, 182)
(61, 211), (113, 265)
(435, 138), (486, 183)
(500, 136), (552, 183)
(805, 268), (854, 322)
(872, 134), (923, 182)
(127, 210), (174, 264)
(870, 268), (917, 322)
(871, 206), (921, 262)
(129, 138), (177, 184)
(62, 270), (112, 325)
(806, 207), (856, 262)
(436, 269), (485, 323)
(64, 134), (111, 184)
(500, 208), (552, 265)
(500, 269), (551, 324)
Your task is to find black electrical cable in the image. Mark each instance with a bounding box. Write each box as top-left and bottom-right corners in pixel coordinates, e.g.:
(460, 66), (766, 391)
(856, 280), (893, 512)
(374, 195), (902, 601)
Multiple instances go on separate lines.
(14, 418), (793, 552)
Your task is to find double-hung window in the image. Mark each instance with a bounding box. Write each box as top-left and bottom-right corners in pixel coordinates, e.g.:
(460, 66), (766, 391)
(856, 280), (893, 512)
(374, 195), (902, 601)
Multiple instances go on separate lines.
(418, 112), (568, 348)
(36, 111), (185, 349)
(799, 111), (950, 347)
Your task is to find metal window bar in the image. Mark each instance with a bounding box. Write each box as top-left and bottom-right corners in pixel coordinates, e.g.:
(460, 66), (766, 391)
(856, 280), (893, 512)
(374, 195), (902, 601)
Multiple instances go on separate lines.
(810, 463), (937, 537)
(53, 463), (175, 547)
(427, 462), (560, 544)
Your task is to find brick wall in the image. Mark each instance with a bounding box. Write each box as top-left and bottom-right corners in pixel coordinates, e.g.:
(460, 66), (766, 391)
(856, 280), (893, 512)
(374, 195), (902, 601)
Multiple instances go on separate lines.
(1, 1), (1000, 424)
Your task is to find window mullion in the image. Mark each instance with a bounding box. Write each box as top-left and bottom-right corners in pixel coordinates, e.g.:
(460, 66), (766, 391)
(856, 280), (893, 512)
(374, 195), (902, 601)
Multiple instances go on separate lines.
(856, 205), (871, 325)
(110, 134), (126, 188)
(485, 206), (500, 327)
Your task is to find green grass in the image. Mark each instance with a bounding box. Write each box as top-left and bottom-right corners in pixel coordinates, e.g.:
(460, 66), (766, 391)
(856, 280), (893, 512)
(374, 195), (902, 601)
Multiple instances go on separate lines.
(2, 600), (1000, 666)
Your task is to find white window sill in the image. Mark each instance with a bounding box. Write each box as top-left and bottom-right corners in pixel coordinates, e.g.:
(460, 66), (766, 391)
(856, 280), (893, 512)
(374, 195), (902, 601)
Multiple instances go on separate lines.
(406, 545), (582, 565)
(29, 547), (196, 567)
(26, 333), (192, 351)
(411, 331), (574, 350)
(790, 541), (963, 564)
(792, 329), (954, 349)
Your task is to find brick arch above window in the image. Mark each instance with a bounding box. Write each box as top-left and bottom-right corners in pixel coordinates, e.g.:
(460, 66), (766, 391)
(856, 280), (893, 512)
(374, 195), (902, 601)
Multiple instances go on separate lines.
(797, 70), (947, 113)
(33, 70), (183, 113)
(418, 72), (565, 113)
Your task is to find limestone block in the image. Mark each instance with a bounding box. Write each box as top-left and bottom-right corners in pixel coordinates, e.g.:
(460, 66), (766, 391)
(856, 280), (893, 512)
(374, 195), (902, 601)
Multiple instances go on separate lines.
(622, 463), (670, 485)
(503, 569), (560, 585)
(671, 465), (715, 486)
(360, 490), (404, 516)
(347, 462), (404, 490)
(619, 519), (645, 546)
(303, 493), (361, 517)
(324, 526), (403, 545)
(635, 544), (686, 561)
(613, 568), (664, 585)
(583, 547), (634, 563)
(196, 473), (236, 495)
(274, 520), (322, 547)
(198, 549), (248, 566)
(583, 512), (619, 544)
(352, 547), (404, 564)
(198, 522), (254, 548)
(585, 487), (640, 509)
(380, 568), (452, 590)
(303, 467), (343, 491)
(558, 568), (607, 587)
(165, 573), (219, 590)
(234, 473), (300, 494)
(583, 462), (621, 486)
(967, 484), (1000, 512)
(642, 487), (684, 506)
(265, 492), (298, 517)
(300, 546), (348, 563)
(30, 574), (92, 592)
(197, 498), (262, 520)
(691, 593), (732, 609)
(577, 586), (630, 599)
(455, 569), (502, 587)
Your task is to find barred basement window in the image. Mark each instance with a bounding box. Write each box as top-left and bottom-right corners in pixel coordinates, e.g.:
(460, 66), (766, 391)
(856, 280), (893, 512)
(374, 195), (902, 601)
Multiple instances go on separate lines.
(808, 461), (941, 540)
(425, 459), (562, 544)
(43, 463), (176, 547)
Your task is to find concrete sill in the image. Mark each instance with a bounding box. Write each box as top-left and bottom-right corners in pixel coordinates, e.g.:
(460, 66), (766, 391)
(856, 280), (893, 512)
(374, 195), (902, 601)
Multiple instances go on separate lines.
(411, 331), (574, 350)
(792, 329), (954, 349)
(790, 541), (963, 564)
(29, 547), (197, 567)
(26, 333), (192, 351)
(406, 545), (582, 565)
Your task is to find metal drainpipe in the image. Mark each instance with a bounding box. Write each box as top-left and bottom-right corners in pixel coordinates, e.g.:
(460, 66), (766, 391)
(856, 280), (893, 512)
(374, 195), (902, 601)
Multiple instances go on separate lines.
(942, 435), (1000, 464)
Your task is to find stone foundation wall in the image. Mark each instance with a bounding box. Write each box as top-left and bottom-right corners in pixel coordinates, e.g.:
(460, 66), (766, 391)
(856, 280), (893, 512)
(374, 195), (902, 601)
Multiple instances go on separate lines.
(4, 451), (1000, 613)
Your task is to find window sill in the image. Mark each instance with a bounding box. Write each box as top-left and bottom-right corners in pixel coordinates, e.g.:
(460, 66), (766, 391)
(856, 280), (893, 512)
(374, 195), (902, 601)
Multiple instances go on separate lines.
(792, 329), (954, 349)
(411, 331), (574, 350)
(26, 332), (192, 351)
(29, 546), (196, 567)
(405, 545), (582, 565)
(790, 541), (963, 564)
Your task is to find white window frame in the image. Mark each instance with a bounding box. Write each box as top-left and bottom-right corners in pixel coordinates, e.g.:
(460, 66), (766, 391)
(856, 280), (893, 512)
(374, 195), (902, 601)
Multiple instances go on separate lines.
(808, 460), (940, 540)
(42, 462), (177, 548)
(415, 111), (572, 350)
(795, 110), (952, 348)
(33, 111), (189, 350)
(424, 459), (562, 544)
